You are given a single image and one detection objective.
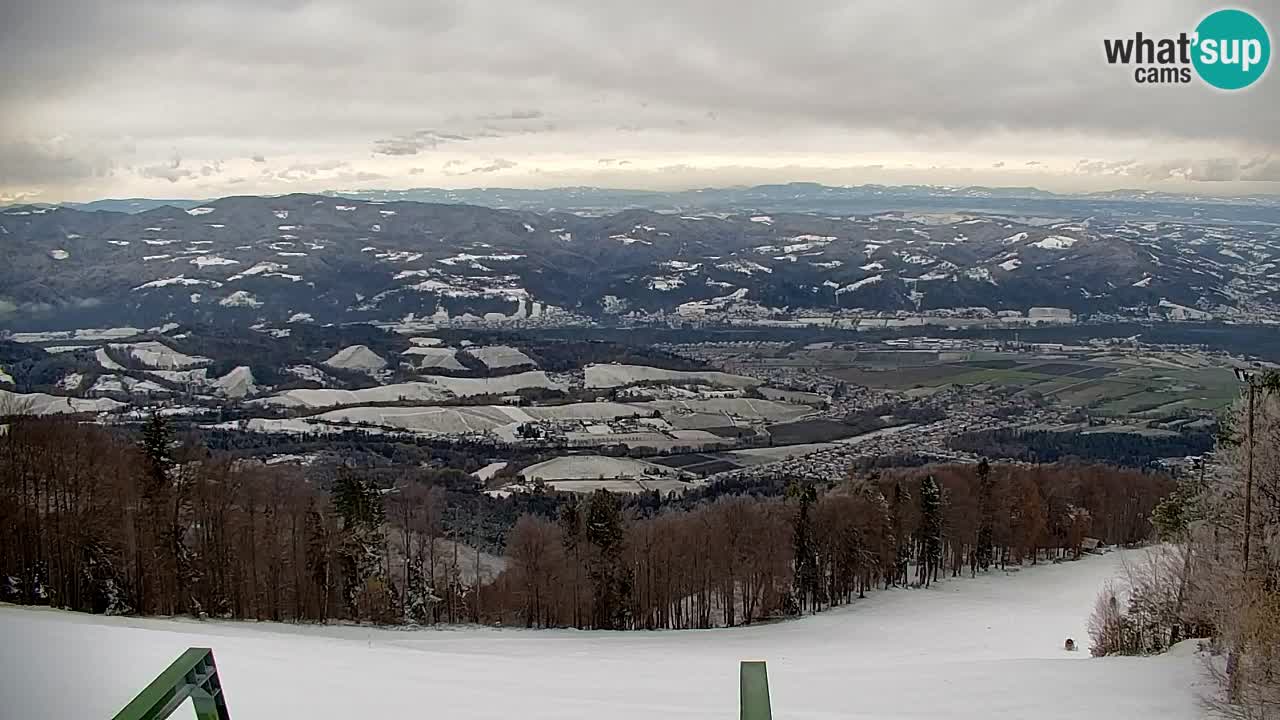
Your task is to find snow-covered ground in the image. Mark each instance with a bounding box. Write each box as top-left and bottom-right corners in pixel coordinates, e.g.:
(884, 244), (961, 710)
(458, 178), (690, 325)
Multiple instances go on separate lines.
(585, 363), (762, 389)
(0, 551), (1206, 720)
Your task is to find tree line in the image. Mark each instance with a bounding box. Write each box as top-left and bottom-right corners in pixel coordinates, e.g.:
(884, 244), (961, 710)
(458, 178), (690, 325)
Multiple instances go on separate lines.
(1, 413), (1169, 630)
(949, 427), (1215, 468)
(494, 460), (1166, 629)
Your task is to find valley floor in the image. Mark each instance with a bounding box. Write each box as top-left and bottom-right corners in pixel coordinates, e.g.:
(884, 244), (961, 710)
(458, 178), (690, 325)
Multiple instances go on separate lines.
(0, 550), (1210, 719)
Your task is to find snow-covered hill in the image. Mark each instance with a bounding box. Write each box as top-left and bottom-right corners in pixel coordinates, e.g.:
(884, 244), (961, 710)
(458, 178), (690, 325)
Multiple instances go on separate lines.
(0, 551), (1207, 720)
(4, 194), (1278, 330)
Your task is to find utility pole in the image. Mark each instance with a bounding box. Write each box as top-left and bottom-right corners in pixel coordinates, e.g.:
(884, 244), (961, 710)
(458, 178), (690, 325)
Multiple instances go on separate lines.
(1233, 368), (1257, 576)
(1244, 380), (1255, 577)
(1229, 368), (1262, 704)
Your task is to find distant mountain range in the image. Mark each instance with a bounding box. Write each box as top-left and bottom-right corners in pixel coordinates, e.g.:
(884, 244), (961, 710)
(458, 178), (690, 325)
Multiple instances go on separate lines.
(19, 182), (1280, 222)
(2, 192), (1278, 331)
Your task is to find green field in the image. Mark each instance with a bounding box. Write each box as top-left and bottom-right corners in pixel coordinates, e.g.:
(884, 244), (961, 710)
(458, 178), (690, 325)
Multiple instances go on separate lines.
(828, 352), (1241, 419)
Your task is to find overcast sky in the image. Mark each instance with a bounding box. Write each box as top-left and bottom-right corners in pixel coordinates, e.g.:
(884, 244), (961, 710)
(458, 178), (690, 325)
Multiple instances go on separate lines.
(1, 0), (1277, 202)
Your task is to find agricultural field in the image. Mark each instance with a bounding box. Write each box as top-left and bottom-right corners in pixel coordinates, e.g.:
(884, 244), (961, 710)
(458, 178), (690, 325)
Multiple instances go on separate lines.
(517, 455), (693, 494)
(402, 346), (467, 371)
(221, 396), (817, 450)
(585, 363), (762, 389)
(828, 351), (1240, 420)
(254, 371), (565, 409)
(466, 345), (537, 369)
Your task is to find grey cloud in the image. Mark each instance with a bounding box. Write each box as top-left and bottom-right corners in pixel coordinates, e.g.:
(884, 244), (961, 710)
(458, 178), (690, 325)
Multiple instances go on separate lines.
(1075, 159), (1137, 175)
(1073, 156), (1280, 182)
(273, 160), (349, 180)
(472, 158), (516, 173)
(334, 170), (387, 183)
(0, 140), (114, 185)
(1241, 156), (1280, 181)
(251, 154), (266, 163)
(138, 156), (195, 183)
(408, 167), (425, 175)
(1184, 156), (1280, 183)
(476, 109), (543, 121)
(10, 0), (1272, 148)
(2, 0), (1277, 198)
(250, 159), (384, 184)
(442, 158), (517, 175)
(0, 190), (43, 204)
(373, 130), (472, 156)
(1188, 158), (1241, 182)
(992, 162), (1004, 168)
(458, 158), (517, 175)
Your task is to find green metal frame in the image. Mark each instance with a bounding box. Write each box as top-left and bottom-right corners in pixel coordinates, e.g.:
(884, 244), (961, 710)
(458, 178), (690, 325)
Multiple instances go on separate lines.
(112, 648), (757, 720)
(112, 647), (231, 720)
(740, 661), (772, 720)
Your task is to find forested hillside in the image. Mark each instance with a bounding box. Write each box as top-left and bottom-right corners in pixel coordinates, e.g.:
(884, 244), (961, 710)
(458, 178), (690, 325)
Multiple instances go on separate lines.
(1, 414), (1168, 629)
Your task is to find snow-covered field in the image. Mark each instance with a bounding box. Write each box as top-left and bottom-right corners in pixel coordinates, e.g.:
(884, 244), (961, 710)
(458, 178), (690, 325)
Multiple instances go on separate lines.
(467, 345), (536, 369)
(520, 454), (687, 485)
(402, 346), (467, 371)
(323, 344), (387, 373)
(256, 372), (564, 409)
(585, 363), (762, 389)
(0, 552), (1206, 720)
(0, 389), (125, 415)
(110, 341), (211, 370)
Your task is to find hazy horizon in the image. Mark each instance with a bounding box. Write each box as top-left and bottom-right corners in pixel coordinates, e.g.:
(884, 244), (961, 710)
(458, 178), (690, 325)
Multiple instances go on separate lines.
(8, 178), (1280, 208)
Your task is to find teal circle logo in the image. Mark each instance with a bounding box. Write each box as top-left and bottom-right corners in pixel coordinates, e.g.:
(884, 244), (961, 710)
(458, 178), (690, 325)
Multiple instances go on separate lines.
(1193, 9), (1271, 90)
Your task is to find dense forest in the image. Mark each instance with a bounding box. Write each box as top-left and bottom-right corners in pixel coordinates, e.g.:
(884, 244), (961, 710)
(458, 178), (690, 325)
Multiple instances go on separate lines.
(949, 427), (1215, 468)
(1, 413), (1170, 630)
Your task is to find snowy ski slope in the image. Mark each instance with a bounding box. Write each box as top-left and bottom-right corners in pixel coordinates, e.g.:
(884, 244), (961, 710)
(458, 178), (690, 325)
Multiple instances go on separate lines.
(0, 550), (1207, 719)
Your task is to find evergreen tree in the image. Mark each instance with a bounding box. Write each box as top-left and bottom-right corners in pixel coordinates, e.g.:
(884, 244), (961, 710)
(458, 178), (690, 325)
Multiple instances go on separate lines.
(788, 481), (821, 613)
(976, 459), (995, 572)
(584, 489), (628, 629)
(140, 411), (175, 493)
(402, 554), (439, 626)
(917, 475), (943, 588)
(138, 411), (191, 615)
(331, 468), (387, 620)
(558, 496), (583, 627)
(871, 485), (894, 596)
(890, 482), (910, 587)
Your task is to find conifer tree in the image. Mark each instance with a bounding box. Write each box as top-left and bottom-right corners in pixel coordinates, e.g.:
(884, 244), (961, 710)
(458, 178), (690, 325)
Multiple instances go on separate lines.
(917, 475), (943, 588)
(558, 496), (583, 627)
(890, 482), (910, 587)
(139, 411), (189, 614)
(331, 468), (386, 619)
(976, 459), (995, 572)
(140, 411), (174, 493)
(402, 554), (439, 626)
(584, 489), (627, 629)
(788, 481), (820, 612)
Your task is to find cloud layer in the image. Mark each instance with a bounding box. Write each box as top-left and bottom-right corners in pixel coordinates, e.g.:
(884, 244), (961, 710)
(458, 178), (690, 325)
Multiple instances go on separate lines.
(1, 0), (1277, 200)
